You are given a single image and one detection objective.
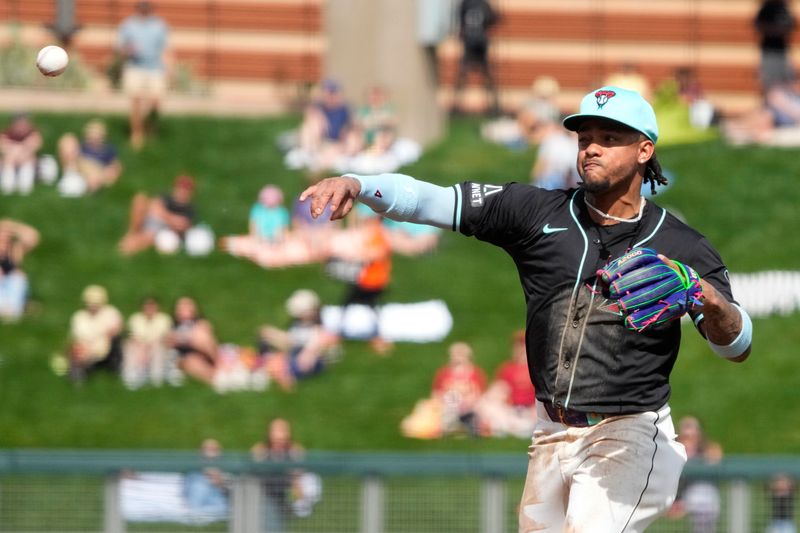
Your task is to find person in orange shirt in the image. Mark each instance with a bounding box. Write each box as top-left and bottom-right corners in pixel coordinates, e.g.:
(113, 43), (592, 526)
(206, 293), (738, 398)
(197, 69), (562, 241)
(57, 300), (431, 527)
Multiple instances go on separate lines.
(330, 205), (393, 353)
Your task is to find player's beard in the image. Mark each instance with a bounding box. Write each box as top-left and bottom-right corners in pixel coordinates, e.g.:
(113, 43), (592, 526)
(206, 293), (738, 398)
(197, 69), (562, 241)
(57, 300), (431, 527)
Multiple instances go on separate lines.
(578, 164), (612, 194)
(579, 162), (637, 195)
(581, 176), (611, 194)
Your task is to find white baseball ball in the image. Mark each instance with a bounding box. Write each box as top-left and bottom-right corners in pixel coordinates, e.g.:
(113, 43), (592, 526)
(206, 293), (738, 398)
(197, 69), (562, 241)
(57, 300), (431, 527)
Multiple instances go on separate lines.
(36, 45), (69, 77)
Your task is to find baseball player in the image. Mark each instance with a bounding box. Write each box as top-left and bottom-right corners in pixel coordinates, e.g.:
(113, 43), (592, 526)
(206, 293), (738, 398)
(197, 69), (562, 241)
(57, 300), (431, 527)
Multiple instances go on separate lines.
(300, 86), (752, 532)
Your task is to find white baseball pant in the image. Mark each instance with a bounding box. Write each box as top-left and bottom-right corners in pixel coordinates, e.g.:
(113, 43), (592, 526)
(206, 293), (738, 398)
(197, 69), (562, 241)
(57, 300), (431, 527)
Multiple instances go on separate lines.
(519, 403), (687, 532)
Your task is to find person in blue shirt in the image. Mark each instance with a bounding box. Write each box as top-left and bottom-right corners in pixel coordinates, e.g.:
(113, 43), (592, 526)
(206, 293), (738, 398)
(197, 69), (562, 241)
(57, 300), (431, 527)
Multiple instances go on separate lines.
(250, 185), (290, 242)
(117, 0), (170, 149)
(57, 119), (122, 194)
(298, 79), (352, 155)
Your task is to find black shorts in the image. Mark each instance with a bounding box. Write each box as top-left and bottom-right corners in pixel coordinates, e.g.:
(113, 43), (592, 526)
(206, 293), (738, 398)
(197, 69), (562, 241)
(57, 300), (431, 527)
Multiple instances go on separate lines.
(344, 285), (384, 308)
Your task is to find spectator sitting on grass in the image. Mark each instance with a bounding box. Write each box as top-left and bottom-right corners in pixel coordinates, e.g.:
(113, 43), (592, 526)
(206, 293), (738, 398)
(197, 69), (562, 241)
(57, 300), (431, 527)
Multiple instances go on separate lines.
(723, 78), (800, 145)
(122, 296), (173, 389)
(69, 285), (124, 383)
(401, 342), (487, 439)
(327, 205), (393, 354)
(529, 115), (580, 191)
(356, 85), (397, 146)
(517, 76), (561, 144)
(260, 289), (339, 391)
(57, 119), (122, 196)
(219, 185), (290, 259)
(167, 296), (218, 386)
(286, 80), (353, 172)
(0, 219), (39, 322)
(0, 112), (42, 195)
(300, 79), (351, 153)
(250, 185), (290, 242)
(119, 174), (196, 255)
(475, 330), (537, 438)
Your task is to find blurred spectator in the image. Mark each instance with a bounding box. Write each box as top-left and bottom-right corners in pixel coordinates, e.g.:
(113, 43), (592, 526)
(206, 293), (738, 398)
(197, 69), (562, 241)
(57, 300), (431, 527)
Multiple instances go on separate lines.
(251, 418), (322, 530)
(674, 67), (717, 130)
(327, 206), (393, 353)
(57, 119), (122, 196)
(605, 63), (652, 100)
(285, 80), (356, 173)
(356, 86), (398, 146)
(755, 0), (796, 90)
(675, 67), (704, 105)
(475, 330), (536, 438)
(69, 285), (124, 383)
(453, 0), (500, 115)
(518, 76), (562, 143)
(117, 0), (171, 149)
(767, 473), (796, 533)
(250, 185), (290, 243)
(122, 296), (173, 389)
(260, 289), (339, 391)
(183, 438), (229, 519)
(167, 296), (218, 385)
(291, 195), (337, 253)
(401, 341), (487, 439)
(0, 113), (42, 195)
(382, 218), (442, 256)
(119, 174), (196, 255)
(298, 80), (352, 154)
(667, 416), (723, 533)
(222, 190), (335, 269)
(722, 80), (800, 145)
(529, 116), (580, 190)
(285, 83), (422, 174)
(0, 219), (39, 321)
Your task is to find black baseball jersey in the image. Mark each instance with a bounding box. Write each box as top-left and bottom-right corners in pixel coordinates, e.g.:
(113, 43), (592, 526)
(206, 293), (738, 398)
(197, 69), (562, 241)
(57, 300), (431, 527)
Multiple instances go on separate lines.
(454, 182), (734, 414)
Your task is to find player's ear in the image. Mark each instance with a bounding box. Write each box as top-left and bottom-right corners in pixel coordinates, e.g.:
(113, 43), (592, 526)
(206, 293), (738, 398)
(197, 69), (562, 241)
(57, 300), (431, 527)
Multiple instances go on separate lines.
(637, 138), (655, 165)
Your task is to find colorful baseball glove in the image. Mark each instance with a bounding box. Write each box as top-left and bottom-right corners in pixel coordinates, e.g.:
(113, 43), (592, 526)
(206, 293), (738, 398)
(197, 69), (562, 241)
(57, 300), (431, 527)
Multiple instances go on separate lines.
(596, 247), (704, 332)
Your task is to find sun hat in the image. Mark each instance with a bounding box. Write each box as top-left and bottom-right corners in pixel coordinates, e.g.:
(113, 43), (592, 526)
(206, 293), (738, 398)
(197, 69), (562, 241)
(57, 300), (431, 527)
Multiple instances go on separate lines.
(286, 289), (320, 318)
(82, 285), (108, 306)
(563, 86), (659, 143)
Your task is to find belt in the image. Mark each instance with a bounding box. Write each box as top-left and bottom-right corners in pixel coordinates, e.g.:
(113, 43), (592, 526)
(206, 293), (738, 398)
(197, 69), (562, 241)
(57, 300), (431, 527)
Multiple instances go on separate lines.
(542, 401), (611, 428)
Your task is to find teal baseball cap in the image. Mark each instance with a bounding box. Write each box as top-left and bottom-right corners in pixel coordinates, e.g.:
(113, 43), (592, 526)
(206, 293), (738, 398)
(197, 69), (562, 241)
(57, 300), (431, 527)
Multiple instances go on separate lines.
(563, 86), (659, 143)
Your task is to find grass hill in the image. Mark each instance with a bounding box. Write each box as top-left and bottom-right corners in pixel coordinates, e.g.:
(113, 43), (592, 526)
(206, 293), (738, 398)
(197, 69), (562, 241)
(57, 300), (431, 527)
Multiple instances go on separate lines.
(0, 113), (798, 454)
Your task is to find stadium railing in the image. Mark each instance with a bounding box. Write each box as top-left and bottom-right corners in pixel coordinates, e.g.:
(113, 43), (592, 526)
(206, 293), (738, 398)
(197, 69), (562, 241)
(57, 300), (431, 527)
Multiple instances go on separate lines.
(0, 449), (798, 532)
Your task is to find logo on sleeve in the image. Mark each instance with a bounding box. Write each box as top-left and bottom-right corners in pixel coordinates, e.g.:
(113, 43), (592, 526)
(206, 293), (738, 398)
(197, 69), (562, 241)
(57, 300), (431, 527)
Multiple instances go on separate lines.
(469, 184), (504, 207)
(374, 190), (382, 198)
(542, 223), (568, 234)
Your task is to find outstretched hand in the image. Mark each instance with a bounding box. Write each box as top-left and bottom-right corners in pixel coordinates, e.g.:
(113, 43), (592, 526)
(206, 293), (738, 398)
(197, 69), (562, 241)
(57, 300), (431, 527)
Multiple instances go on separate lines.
(299, 176), (362, 221)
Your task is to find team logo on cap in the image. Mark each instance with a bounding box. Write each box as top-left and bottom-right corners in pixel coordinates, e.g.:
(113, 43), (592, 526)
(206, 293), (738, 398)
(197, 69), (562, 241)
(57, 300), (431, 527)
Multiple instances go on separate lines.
(595, 90), (616, 109)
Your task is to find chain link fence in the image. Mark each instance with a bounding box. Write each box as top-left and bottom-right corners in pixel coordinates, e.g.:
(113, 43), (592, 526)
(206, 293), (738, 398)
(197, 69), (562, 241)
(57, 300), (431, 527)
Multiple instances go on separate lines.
(0, 450), (798, 532)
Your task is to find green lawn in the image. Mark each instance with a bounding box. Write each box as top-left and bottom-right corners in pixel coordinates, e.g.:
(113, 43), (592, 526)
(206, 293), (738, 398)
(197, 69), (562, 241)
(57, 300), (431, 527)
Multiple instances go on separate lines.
(0, 113), (798, 454)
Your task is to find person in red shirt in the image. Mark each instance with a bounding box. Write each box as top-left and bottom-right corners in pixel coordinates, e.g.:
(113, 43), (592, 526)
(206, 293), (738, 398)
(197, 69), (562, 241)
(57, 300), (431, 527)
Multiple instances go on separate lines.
(432, 341), (488, 436)
(477, 330), (537, 438)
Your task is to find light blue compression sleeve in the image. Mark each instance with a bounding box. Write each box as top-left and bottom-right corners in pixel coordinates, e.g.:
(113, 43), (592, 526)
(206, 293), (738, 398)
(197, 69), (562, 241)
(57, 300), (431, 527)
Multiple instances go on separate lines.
(348, 173), (459, 230)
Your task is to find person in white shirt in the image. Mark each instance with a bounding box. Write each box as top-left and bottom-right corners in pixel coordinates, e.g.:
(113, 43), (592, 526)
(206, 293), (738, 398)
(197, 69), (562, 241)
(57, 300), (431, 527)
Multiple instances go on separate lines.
(69, 285), (123, 382)
(123, 296), (173, 388)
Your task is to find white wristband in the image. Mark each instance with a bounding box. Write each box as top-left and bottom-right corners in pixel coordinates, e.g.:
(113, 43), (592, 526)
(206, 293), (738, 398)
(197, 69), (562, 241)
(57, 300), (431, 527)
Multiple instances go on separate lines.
(708, 304), (752, 359)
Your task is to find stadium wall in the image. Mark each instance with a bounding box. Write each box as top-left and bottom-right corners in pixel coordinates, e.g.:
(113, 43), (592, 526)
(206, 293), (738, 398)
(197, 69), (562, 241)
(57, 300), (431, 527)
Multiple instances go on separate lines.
(1, 0), (798, 114)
